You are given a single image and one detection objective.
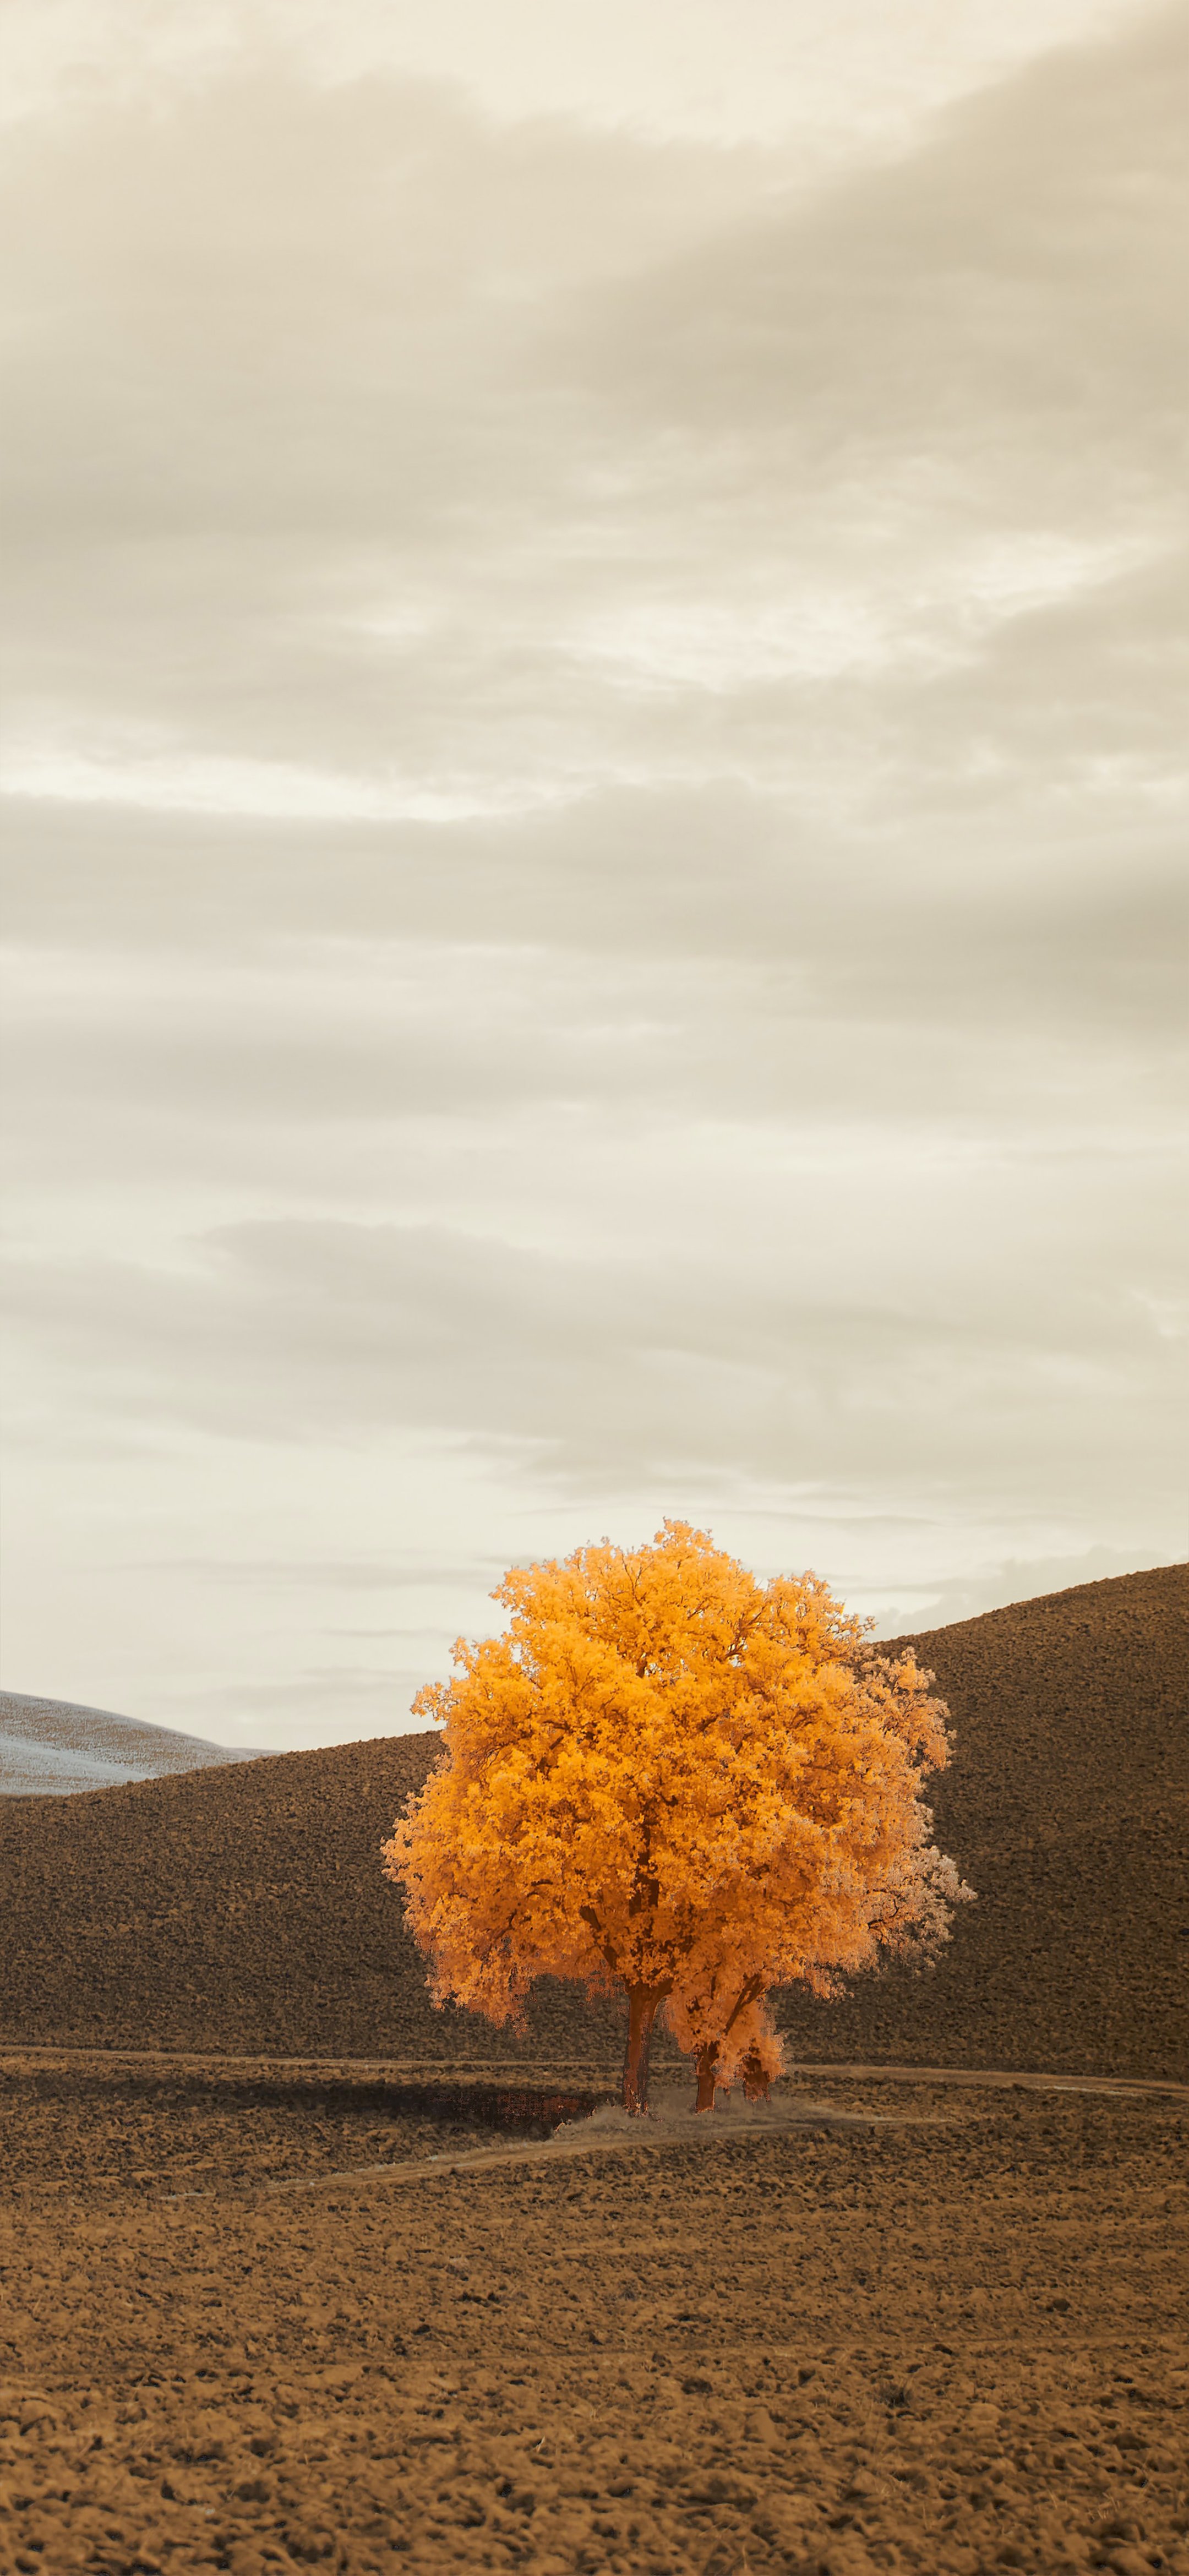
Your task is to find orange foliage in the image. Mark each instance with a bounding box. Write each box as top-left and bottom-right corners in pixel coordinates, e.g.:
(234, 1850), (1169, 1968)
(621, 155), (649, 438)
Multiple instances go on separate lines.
(382, 1522), (972, 2114)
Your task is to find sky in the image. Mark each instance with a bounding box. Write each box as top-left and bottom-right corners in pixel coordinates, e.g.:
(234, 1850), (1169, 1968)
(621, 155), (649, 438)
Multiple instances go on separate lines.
(1, 0), (1185, 1751)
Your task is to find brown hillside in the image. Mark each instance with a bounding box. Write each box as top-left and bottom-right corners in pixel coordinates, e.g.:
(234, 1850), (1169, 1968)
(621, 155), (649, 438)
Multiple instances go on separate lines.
(1, 1563), (1185, 2076)
(774, 1558), (1188, 2076)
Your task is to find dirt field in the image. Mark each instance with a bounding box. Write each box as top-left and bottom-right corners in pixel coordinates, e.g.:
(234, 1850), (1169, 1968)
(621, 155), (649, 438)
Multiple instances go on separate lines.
(1, 1567), (1186, 2572)
(1, 2053), (1186, 2576)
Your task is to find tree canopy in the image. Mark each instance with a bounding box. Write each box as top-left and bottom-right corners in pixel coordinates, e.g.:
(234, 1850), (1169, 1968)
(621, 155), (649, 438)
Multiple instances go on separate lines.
(383, 1521), (970, 2113)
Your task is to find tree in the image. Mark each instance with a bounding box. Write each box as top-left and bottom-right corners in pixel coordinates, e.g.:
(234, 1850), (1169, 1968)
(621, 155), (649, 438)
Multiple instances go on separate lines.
(382, 1522), (971, 2114)
(664, 1984), (787, 2110)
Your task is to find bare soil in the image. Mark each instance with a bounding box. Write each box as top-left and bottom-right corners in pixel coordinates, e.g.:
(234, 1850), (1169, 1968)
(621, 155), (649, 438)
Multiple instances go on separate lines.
(1, 2055), (1186, 2575)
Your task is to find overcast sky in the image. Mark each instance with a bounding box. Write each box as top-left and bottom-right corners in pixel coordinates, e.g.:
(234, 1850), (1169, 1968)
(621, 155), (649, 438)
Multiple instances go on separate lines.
(2, 0), (1185, 1750)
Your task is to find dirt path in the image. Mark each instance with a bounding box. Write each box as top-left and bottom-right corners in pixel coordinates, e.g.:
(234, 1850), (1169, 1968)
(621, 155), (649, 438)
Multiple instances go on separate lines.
(244, 2096), (953, 2202)
(4, 2040), (1186, 2094)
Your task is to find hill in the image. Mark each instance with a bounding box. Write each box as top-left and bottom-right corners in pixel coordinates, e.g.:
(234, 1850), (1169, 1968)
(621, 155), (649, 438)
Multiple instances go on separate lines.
(0, 1690), (264, 1797)
(776, 1558), (1188, 2077)
(0, 1563), (1185, 2076)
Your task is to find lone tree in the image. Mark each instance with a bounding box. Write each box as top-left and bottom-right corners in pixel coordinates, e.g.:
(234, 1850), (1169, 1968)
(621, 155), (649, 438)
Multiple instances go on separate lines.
(383, 1522), (970, 2114)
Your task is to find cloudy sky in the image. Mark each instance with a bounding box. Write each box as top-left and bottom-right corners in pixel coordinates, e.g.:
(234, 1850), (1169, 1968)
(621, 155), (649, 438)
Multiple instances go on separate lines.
(2, 0), (1185, 1750)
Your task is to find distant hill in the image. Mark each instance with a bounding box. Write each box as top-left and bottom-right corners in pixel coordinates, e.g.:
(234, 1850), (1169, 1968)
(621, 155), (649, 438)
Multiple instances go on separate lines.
(0, 1692), (264, 1797)
(0, 1564), (1184, 2078)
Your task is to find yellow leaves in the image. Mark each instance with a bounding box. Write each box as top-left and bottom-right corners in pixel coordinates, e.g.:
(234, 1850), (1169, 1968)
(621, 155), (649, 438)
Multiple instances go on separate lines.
(381, 1521), (967, 2108)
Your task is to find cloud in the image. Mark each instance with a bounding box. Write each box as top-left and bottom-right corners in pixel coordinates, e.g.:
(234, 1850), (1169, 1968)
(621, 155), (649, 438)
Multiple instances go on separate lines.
(1, 14), (1183, 817)
(3, 0), (1158, 151)
(4, 1205), (1182, 1536)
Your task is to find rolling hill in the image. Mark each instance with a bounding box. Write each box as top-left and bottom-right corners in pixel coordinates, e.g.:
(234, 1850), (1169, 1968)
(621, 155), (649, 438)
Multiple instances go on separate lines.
(0, 1690), (263, 1797)
(0, 1563), (1184, 2077)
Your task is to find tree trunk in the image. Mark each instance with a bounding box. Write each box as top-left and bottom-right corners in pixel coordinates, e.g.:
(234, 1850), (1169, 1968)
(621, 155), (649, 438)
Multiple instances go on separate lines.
(694, 2042), (719, 2113)
(741, 2045), (770, 2102)
(622, 1988), (661, 2115)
